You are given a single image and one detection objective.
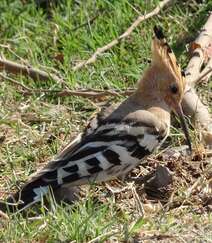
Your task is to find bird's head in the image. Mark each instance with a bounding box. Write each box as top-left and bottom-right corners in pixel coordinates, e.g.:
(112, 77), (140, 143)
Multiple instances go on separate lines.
(139, 26), (191, 151)
(152, 26), (185, 109)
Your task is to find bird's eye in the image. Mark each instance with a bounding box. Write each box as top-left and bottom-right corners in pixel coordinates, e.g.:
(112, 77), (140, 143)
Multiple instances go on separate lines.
(170, 83), (178, 94)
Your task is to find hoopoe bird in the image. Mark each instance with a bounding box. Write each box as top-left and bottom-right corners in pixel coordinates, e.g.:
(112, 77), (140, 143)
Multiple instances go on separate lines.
(0, 27), (191, 212)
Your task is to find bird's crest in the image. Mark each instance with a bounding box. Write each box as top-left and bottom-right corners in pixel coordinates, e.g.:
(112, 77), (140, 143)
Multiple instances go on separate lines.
(152, 26), (185, 90)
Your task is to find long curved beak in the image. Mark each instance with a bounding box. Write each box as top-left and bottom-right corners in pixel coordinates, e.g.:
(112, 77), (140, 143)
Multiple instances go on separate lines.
(175, 103), (192, 152)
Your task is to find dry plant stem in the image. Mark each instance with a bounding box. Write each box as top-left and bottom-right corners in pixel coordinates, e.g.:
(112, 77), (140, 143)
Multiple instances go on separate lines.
(0, 58), (64, 83)
(193, 67), (212, 84)
(0, 73), (134, 98)
(25, 88), (133, 98)
(0, 73), (31, 92)
(72, 0), (172, 71)
(87, 230), (119, 243)
(198, 58), (212, 82)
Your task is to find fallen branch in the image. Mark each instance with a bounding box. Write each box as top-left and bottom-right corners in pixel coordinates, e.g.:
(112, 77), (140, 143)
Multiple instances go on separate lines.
(182, 12), (212, 146)
(0, 57), (64, 84)
(185, 12), (212, 87)
(72, 0), (172, 71)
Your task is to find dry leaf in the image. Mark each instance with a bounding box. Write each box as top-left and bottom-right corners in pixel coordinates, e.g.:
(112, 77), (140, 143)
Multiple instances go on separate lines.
(190, 42), (202, 53)
(54, 53), (64, 64)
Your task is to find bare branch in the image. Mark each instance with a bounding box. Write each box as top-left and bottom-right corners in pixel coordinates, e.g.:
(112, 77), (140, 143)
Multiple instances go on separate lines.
(0, 58), (64, 83)
(185, 12), (212, 86)
(72, 0), (172, 71)
(182, 12), (212, 146)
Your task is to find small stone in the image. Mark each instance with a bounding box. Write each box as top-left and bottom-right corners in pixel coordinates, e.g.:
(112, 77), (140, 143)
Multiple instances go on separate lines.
(145, 165), (173, 189)
(144, 166), (173, 198)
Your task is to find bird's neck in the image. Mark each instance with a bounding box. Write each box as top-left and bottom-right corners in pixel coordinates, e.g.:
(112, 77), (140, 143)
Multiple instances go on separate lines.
(132, 91), (171, 127)
(132, 66), (171, 126)
(107, 92), (171, 128)
(106, 63), (171, 126)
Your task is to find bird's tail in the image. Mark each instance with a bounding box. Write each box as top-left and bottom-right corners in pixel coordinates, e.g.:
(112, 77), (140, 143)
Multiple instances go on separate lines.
(0, 135), (83, 213)
(0, 174), (59, 213)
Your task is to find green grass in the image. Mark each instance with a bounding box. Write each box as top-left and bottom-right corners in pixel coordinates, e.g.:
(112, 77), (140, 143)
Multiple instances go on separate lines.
(0, 0), (211, 242)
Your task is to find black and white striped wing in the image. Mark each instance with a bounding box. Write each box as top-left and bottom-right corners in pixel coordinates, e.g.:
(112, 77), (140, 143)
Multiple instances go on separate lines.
(83, 103), (117, 136)
(55, 104), (116, 159)
(4, 118), (166, 211)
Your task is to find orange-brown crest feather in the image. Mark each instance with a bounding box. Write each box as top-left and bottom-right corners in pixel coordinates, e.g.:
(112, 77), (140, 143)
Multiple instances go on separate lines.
(152, 26), (185, 90)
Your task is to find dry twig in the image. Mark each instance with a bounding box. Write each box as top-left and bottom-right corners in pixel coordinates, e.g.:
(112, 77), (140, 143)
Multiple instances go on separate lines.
(0, 73), (134, 98)
(72, 0), (172, 71)
(0, 57), (64, 83)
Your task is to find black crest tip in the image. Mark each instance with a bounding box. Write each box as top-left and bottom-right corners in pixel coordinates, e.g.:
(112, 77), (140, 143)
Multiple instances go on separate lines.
(154, 26), (165, 40)
(181, 70), (186, 77)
